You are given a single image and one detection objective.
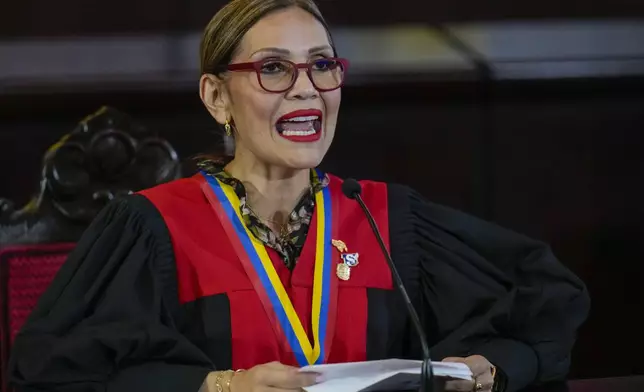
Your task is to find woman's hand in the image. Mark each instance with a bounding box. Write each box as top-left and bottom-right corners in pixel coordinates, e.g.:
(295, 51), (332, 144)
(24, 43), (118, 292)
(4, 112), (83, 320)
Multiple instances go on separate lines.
(442, 355), (495, 392)
(230, 361), (320, 392)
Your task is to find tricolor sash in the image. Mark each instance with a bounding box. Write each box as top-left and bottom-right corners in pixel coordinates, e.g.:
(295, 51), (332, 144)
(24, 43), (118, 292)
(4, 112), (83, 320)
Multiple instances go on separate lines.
(199, 171), (336, 366)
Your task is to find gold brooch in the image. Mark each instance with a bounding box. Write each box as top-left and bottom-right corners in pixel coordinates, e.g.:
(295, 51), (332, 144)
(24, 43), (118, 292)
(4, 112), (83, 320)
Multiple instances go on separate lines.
(332, 239), (358, 281)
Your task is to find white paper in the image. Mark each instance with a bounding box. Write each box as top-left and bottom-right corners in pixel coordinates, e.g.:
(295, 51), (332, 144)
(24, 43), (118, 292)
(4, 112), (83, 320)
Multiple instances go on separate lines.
(301, 359), (472, 392)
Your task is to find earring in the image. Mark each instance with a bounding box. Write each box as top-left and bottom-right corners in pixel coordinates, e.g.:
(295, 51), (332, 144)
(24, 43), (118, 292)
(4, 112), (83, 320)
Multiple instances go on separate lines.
(224, 120), (232, 136)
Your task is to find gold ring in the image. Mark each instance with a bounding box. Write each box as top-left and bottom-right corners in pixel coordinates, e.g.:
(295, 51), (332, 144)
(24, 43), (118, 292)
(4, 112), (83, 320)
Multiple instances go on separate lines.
(473, 381), (484, 391)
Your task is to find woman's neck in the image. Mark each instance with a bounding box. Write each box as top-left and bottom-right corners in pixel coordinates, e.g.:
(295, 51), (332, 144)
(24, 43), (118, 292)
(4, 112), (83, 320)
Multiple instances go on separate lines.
(225, 157), (311, 228)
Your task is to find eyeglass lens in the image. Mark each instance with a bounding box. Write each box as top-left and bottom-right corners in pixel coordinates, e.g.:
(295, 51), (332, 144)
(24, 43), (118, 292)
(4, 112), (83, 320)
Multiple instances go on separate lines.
(258, 59), (344, 92)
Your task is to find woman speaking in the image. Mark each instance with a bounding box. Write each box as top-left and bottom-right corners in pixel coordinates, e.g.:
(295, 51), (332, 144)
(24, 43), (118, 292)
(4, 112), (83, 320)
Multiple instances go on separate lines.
(9, 1), (589, 392)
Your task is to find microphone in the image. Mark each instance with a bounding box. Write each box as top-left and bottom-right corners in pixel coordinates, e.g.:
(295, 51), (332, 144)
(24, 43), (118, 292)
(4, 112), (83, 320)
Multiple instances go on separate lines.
(341, 179), (434, 392)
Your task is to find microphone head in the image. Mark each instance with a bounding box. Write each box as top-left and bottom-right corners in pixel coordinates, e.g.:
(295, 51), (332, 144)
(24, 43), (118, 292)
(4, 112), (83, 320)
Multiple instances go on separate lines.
(342, 178), (362, 199)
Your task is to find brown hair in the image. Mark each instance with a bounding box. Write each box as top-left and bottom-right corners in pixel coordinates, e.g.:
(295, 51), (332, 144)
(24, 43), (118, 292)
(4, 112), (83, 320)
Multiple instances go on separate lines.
(200, 0), (334, 75)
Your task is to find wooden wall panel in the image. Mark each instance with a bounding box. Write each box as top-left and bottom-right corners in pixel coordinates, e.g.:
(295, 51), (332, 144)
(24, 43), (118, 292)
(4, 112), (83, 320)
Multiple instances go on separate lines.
(2, 0), (644, 37)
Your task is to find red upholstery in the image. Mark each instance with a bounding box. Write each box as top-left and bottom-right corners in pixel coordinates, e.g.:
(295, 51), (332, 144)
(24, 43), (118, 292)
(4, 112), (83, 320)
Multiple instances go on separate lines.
(0, 243), (76, 392)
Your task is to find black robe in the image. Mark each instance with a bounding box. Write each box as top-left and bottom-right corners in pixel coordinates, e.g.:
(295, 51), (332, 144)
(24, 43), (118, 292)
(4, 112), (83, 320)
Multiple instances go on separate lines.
(8, 181), (590, 392)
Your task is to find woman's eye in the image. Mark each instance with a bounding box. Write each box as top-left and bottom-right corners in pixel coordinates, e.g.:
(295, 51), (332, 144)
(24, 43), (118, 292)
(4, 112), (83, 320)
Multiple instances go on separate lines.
(312, 59), (337, 71)
(260, 61), (287, 74)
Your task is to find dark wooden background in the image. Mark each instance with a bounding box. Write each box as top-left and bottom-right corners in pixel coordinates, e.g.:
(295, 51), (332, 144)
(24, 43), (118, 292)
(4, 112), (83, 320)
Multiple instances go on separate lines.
(3, 0), (644, 37)
(1, 0), (644, 382)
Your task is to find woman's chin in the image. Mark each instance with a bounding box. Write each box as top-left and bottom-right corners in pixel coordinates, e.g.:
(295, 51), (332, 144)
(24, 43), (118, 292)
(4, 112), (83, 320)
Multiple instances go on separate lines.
(277, 151), (325, 170)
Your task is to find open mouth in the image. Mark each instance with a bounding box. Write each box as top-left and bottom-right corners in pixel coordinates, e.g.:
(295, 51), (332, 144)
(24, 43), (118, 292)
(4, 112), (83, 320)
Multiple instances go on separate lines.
(275, 109), (323, 142)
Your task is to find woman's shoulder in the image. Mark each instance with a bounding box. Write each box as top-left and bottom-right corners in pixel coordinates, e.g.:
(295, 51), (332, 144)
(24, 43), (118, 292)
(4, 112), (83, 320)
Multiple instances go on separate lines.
(346, 177), (528, 244)
(324, 173), (410, 196)
(77, 176), (205, 245)
(314, 172), (479, 227)
(133, 175), (218, 241)
(137, 175), (205, 208)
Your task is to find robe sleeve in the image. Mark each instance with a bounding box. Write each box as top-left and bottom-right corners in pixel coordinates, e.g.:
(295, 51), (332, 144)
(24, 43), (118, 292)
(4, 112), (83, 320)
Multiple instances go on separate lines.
(387, 184), (590, 392)
(8, 195), (214, 392)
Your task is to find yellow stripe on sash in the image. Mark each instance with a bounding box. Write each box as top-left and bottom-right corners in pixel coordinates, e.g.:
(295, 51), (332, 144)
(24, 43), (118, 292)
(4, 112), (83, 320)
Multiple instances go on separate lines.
(218, 180), (324, 365)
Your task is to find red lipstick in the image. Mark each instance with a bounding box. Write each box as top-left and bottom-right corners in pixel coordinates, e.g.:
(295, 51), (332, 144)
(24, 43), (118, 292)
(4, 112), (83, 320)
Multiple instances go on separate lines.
(275, 109), (323, 143)
(277, 109), (322, 122)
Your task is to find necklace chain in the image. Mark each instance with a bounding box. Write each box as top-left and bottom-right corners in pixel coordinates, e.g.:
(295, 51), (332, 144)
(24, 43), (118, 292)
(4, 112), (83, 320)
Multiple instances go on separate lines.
(244, 183), (315, 238)
(246, 205), (290, 237)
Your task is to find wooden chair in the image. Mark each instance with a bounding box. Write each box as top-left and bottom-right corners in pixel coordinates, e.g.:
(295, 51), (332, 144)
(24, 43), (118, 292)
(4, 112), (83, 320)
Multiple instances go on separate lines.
(0, 106), (181, 392)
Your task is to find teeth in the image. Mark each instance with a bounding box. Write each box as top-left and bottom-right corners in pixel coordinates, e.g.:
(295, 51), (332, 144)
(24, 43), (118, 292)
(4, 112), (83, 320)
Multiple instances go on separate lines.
(283, 115), (319, 122)
(282, 129), (317, 136)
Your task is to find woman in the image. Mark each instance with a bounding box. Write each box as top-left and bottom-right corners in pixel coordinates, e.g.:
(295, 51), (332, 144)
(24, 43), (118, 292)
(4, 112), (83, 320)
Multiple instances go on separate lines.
(8, 1), (589, 392)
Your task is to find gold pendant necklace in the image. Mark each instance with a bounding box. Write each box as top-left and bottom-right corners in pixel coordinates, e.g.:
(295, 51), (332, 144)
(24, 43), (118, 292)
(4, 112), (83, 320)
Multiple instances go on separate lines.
(246, 204), (290, 239)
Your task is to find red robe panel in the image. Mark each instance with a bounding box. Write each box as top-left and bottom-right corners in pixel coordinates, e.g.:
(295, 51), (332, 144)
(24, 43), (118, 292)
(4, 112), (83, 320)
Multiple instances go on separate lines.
(140, 173), (394, 369)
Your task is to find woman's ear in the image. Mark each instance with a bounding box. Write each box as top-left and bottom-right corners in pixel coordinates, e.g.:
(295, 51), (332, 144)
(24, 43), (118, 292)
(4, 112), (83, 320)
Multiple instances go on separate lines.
(199, 74), (230, 125)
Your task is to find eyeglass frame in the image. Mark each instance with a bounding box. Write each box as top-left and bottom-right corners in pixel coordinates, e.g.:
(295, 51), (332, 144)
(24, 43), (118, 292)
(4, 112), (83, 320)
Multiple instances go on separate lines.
(210, 57), (350, 93)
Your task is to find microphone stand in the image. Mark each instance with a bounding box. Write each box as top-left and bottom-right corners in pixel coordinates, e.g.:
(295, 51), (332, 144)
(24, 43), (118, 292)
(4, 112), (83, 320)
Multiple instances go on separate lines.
(350, 189), (435, 392)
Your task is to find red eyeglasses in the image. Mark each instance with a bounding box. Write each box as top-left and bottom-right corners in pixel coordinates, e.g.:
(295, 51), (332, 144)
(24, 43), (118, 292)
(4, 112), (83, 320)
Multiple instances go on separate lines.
(219, 57), (349, 93)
